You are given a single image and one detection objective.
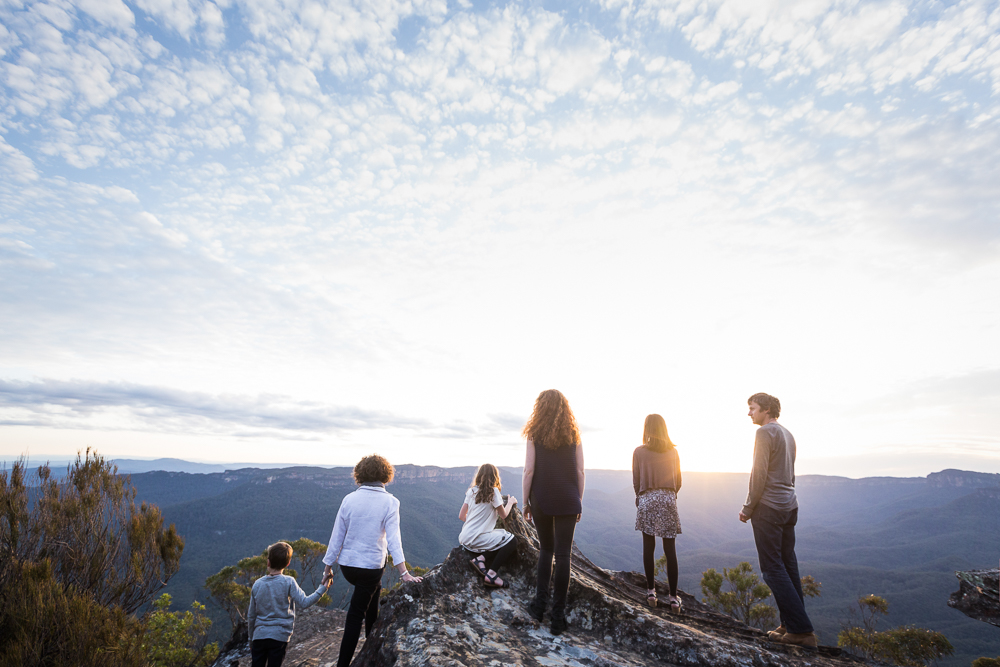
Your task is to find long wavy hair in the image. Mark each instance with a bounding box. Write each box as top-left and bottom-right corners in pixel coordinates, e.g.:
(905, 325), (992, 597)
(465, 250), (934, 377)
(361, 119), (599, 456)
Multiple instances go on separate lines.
(522, 389), (581, 450)
(643, 414), (676, 452)
(472, 463), (501, 504)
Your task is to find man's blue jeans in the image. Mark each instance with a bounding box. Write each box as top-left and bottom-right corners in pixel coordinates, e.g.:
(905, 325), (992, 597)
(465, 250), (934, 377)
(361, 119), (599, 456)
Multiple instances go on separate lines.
(750, 504), (813, 634)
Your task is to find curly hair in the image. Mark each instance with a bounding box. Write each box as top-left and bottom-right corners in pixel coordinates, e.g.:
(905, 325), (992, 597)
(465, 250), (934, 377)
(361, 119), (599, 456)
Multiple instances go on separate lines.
(522, 389), (581, 450)
(267, 542), (293, 570)
(472, 463), (501, 504)
(353, 454), (394, 485)
(642, 414), (676, 452)
(748, 393), (781, 419)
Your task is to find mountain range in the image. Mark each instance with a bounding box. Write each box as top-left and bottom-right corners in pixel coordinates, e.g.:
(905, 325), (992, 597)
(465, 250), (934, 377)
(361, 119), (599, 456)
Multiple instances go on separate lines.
(98, 462), (1000, 667)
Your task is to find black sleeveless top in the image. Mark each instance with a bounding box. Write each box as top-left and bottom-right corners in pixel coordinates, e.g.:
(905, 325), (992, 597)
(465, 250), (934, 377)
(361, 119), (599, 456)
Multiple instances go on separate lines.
(530, 441), (583, 516)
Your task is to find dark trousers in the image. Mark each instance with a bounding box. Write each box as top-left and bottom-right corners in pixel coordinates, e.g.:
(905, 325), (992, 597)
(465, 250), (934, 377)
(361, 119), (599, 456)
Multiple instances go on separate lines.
(750, 504), (813, 634)
(469, 536), (518, 575)
(337, 564), (385, 667)
(532, 508), (577, 618)
(642, 533), (677, 596)
(251, 638), (287, 667)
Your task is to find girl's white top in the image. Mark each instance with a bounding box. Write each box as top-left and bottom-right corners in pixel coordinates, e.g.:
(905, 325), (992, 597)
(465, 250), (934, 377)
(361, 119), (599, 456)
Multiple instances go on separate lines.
(323, 485), (405, 570)
(459, 486), (514, 552)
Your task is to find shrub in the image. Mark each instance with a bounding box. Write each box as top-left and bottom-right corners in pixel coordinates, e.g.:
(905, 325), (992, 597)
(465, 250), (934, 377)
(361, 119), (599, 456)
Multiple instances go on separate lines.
(700, 562), (777, 629)
(0, 451), (184, 667)
(143, 594), (218, 667)
(838, 594), (953, 666)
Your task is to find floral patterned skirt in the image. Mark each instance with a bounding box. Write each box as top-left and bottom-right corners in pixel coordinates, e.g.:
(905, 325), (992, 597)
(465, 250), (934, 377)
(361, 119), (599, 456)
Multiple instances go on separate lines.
(635, 488), (682, 538)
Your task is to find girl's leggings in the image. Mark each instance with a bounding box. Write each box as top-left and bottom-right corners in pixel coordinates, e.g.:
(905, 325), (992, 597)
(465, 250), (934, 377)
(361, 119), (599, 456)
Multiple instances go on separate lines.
(643, 532), (678, 596)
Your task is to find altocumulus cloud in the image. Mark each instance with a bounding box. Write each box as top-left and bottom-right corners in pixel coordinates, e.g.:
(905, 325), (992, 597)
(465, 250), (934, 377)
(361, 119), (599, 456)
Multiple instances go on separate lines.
(0, 378), (520, 439)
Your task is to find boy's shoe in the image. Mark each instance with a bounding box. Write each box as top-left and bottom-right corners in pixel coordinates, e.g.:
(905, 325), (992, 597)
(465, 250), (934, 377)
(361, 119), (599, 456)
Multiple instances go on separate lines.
(776, 631), (818, 649)
(766, 625), (787, 640)
(549, 613), (568, 636)
(527, 599), (545, 622)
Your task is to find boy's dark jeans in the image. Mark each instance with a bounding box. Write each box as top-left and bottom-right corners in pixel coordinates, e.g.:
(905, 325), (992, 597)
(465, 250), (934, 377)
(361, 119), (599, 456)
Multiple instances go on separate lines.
(531, 508), (577, 619)
(337, 564), (385, 667)
(251, 638), (287, 667)
(750, 504), (813, 634)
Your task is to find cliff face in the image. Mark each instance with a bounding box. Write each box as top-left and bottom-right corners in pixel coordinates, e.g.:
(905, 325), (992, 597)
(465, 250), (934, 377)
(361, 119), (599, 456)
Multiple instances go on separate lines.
(949, 569), (1000, 628)
(344, 507), (860, 667)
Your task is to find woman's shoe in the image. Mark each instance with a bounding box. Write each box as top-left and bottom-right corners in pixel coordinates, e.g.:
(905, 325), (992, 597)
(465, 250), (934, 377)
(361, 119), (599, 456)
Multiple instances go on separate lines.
(527, 599), (545, 622)
(484, 571), (510, 589)
(668, 595), (682, 613)
(646, 590), (658, 608)
(550, 613), (568, 635)
(468, 555), (487, 577)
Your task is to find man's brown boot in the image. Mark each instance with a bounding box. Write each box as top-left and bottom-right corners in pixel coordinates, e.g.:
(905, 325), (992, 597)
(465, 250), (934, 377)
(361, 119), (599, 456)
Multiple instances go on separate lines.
(777, 631), (818, 649)
(766, 626), (786, 640)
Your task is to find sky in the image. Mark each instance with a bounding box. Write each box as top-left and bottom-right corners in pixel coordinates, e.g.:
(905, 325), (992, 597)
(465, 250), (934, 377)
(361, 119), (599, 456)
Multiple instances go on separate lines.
(2, 0), (999, 477)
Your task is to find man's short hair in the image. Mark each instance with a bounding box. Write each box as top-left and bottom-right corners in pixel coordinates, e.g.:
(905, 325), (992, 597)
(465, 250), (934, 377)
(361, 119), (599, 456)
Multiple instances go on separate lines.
(268, 542), (293, 570)
(748, 393), (781, 419)
(353, 454), (394, 485)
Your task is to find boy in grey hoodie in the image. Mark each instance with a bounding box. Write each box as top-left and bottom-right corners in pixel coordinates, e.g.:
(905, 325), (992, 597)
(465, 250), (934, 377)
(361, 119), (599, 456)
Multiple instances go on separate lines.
(247, 542), (332, 667)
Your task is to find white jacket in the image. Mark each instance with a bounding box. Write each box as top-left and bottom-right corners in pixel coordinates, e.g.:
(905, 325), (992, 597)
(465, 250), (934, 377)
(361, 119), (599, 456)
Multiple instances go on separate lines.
(323, 485), (405, 570)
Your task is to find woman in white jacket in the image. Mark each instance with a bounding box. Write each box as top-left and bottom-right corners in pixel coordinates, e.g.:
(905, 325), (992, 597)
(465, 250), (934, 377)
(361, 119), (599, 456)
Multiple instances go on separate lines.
(323, 455), (422, 667)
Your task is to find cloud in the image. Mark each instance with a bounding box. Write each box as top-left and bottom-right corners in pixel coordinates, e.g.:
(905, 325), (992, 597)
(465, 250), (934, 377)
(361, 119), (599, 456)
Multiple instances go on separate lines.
(0, 378), (524, 439)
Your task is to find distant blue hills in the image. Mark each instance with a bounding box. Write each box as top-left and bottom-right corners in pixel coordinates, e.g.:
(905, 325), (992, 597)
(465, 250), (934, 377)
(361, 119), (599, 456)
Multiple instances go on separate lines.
(11, 458), (997, 666)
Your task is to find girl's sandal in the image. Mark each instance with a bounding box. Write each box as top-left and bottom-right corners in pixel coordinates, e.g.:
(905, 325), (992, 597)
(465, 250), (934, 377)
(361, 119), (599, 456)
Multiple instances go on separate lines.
(646, 590), (658, 608)
(468, 556), (487, 577)
(668, 596), (682, 613)
(484, 571), (510, 589)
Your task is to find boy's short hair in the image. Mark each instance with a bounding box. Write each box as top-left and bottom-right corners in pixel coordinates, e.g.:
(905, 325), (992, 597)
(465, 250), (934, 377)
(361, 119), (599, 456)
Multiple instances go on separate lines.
(353, 454), (394, 485)
(267, 542), (293, 570)
(748, 392), (781, 419)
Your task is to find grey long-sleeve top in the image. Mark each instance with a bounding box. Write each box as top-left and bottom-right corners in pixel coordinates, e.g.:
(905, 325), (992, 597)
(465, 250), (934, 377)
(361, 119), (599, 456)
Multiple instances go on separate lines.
(247, 574), (327, 642)
(742, 421), (798, 518)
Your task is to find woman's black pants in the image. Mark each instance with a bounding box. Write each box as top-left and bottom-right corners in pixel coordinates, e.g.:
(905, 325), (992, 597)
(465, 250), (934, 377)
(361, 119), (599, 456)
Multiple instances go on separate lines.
(337, 564), (385, 667)
(531, 508), (577, 618)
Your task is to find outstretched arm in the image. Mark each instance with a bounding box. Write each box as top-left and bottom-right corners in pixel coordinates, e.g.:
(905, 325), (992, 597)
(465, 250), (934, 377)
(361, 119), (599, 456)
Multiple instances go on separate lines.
(496, 494), (518, 519)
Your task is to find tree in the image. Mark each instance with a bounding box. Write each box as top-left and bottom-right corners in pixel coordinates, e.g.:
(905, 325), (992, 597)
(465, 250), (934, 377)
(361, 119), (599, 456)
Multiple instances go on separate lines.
(700, 562), (777, 629)
(143, 594), (219, 667)
(0, 451), (185, 667)
(838, 594), (954, 666)
(972, 658), (1000, 667)
(699, 563), (821, 631)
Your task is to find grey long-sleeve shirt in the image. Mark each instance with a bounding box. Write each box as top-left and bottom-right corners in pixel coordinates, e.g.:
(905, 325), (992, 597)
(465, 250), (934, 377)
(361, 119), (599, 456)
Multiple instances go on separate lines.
(247, 574), (327, 643)
(742, 421), (798, 518)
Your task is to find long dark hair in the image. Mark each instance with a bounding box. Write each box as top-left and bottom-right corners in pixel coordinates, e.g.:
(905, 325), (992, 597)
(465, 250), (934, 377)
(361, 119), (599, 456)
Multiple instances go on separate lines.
(643, 414), (676, 452)
(522, 389), (581, 450)
(473, 463), (501, 504)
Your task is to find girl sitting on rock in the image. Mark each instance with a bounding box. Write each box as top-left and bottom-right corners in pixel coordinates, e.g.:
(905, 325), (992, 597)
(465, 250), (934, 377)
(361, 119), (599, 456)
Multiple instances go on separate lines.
(459, 463), (519, 588)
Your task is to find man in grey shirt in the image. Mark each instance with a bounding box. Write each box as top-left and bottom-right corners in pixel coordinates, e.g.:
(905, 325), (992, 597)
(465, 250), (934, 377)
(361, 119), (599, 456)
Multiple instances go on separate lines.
(738, 393), (817, 648)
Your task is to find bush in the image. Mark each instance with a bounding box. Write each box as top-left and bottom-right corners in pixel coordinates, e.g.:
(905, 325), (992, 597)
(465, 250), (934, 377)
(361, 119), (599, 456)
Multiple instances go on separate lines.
(143, 594), (218, 667)
(699, 563), (821, 631)
(700, 562), (777, 629)
(0, 451), (184, 667)
(972, 658), (1000, 667)
(838, 594), (953, 666)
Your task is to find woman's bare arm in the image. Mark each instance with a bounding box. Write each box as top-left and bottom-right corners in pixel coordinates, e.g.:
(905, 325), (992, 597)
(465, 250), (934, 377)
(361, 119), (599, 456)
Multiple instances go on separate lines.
(522, 439), (535, 521)
(459, 503), (469, 521)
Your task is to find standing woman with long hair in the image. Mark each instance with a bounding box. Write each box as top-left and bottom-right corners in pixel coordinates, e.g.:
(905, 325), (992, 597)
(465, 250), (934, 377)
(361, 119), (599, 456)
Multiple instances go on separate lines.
(632, 414), (682, 611)
(522, 389), (585, 635)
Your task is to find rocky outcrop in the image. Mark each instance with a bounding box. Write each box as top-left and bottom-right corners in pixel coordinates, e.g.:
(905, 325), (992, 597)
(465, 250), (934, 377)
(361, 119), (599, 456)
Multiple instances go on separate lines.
(949, 569), (1000, 628)
(213, 505), (864, 667)
(349, 506), (861, 667)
